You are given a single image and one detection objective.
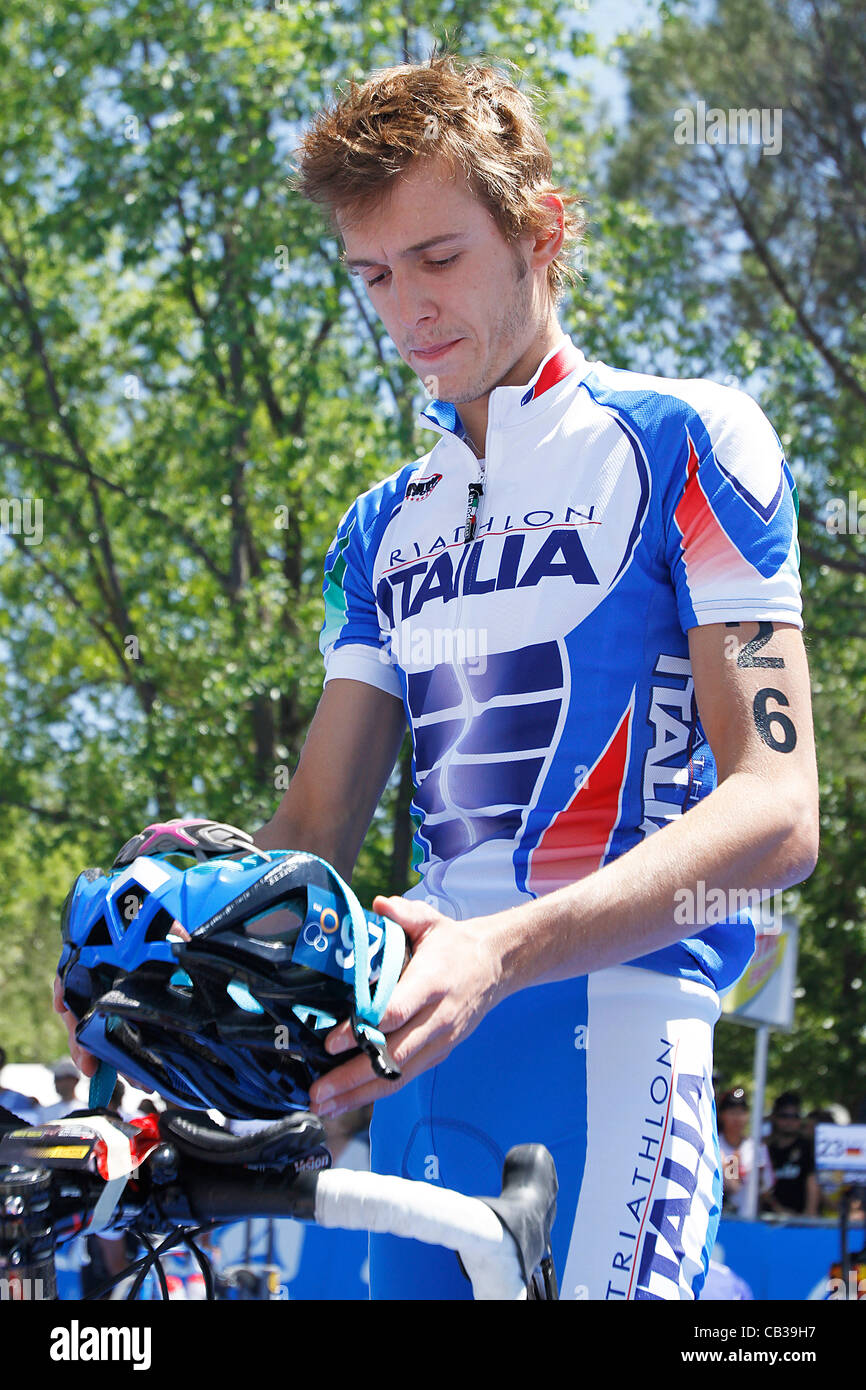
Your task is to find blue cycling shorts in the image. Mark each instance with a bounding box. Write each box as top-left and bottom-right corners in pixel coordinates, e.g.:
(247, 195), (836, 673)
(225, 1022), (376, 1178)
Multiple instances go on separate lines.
(368, 963), (722, 1300)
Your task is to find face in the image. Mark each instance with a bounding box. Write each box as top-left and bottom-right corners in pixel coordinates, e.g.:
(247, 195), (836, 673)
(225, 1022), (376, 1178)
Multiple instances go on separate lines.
(773, 1106), (801, 1134)
(339, 155), (560, 405)
(722, 1106), (749, 1141)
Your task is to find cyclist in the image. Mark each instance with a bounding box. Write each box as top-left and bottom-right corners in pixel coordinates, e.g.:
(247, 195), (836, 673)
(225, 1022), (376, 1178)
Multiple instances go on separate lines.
(57, 52), (819, 1300)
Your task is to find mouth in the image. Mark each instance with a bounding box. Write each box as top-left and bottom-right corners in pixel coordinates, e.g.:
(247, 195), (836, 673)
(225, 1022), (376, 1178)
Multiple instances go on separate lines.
(411, 339), (462, 362)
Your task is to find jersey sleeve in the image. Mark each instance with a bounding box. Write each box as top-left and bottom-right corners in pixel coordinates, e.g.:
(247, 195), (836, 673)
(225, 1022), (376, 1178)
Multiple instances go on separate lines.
(663, 385), (803, 631)
(319, 500), (403, 698)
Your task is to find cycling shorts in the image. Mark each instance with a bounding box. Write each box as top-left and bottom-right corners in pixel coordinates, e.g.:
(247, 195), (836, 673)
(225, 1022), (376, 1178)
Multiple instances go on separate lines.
(368, 963), (722, 1300)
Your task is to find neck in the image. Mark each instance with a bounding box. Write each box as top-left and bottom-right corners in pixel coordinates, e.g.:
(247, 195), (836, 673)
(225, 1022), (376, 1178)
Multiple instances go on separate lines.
(458, 318), (566, 456)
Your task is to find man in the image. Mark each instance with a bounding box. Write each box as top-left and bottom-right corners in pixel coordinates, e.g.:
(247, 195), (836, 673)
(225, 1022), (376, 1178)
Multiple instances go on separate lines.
(58, 53), (819, 1300)
(767, 1091), (820, 1215)
(260, 52), (818, 1300)
(36, 1058), (82, 1122)
(717, 1087), (777, 1216)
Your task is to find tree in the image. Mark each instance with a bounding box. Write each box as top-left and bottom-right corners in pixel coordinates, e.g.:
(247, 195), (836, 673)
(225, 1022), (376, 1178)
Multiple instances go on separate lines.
(599, 0), (866, 1111)
(0, 0), (597, 1056)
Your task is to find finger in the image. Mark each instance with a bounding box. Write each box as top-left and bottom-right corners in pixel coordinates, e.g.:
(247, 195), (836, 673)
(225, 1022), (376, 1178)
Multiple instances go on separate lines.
(309, 1049), (378, 1112)
(323, 1018), (356, 1057)
(372, 959), (450, 1037)
(69, 1037), (99, 1079)
(371, 894), (439, 944)
(322, 972), (434, 1058)
(314, 1032), (453, 1119)
(322, 927), (439, 1059)
(314, 1076), (397, 1116)
(313, 1000), (445, 1112)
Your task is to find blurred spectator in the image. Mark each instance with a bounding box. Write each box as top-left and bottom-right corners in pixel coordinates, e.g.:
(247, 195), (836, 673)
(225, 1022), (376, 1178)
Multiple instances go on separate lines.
(804, 1107), (840, 1138)
(0, 1045), (39, 1122)
(37, 1059), (82, 1122)
(767, 1091), (820, 1216)
(108, 1079), (134, 1120)
(717, 1087), (779, 1215)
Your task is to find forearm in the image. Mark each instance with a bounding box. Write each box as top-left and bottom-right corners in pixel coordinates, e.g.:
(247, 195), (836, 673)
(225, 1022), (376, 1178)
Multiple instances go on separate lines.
(253, 807), (356, 880)
(486, 768), (817, 998)
(252, 678), (406, 882)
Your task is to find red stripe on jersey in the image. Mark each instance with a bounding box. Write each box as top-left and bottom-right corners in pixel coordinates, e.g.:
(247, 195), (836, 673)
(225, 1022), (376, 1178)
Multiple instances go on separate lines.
(528, 698), (633, 895)
(673, 428), (754, 587)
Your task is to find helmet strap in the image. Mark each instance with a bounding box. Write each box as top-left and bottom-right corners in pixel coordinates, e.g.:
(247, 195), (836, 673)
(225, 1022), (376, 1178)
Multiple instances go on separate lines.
(89, 1058), (118, 1110)
(307, 856), (405, 1083)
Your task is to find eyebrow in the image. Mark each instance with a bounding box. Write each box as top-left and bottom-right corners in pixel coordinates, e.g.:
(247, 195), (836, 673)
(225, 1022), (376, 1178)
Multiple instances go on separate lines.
(343, 232), (468, 270)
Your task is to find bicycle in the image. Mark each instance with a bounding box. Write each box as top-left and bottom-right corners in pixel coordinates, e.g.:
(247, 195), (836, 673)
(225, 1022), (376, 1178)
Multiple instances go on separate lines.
(0, 1105), (559, 1301)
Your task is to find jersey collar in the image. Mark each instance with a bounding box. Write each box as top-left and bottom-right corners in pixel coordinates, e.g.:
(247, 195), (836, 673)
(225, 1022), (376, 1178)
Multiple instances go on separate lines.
(417, 335), (588, 442)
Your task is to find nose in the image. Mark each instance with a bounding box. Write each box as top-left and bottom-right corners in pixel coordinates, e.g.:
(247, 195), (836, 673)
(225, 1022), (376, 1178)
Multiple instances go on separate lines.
(391, 270), (437, 334)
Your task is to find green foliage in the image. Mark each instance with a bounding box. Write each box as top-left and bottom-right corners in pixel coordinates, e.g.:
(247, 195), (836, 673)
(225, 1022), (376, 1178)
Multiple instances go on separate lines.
(1, 0), (862, 1127)
(0, 0), (598, 1060)
(598, 0), (866, 1113)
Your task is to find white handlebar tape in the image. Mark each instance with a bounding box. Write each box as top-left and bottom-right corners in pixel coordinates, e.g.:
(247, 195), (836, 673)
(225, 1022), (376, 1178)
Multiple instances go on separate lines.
(313, 1169), (527, 1301)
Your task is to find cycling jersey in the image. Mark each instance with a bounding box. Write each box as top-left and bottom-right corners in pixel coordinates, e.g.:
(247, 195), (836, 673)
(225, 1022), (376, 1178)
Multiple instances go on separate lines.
(319, 336), (801, 1298)
(320, 335), (802, 993)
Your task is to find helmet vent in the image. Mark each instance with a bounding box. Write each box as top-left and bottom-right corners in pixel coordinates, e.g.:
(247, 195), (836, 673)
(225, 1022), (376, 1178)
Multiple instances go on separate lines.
(144, 906), (180, 943)
(116, 882), (149, 928)
(85, 914), (112, 947)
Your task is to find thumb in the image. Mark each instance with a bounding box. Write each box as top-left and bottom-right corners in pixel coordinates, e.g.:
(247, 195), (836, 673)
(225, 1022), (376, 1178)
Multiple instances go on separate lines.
(373, 893), (440, 946)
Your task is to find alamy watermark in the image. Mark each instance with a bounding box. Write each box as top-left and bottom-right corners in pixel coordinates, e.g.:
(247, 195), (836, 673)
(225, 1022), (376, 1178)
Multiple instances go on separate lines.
(0, 496), (43, 545)
(825, 491), (866, 535)
(674, 101), (783, 158)
(0, 1275), (45, 1299)
(674, 882), (784, 929)
(382, 621), (489, 673)
(825, 1272), (866, 1300)
(49, 1321), (152, 1369)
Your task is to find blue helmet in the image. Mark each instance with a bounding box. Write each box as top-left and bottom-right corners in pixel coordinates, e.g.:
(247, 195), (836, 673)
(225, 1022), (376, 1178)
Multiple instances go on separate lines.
(57, 848), (406, 1117)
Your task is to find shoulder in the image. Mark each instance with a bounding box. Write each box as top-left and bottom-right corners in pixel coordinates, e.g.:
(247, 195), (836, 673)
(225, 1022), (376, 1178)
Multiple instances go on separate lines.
(582, 359), (771, 422)
(336, 450), (442, 538)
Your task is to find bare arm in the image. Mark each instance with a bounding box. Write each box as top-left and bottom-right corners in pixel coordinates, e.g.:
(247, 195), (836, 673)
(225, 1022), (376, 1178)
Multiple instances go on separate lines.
(481, 620), (819, 989)
(805, 1171), (821, 1217)
(253, 677), (407, 879)
(312, 621), (820, 1115)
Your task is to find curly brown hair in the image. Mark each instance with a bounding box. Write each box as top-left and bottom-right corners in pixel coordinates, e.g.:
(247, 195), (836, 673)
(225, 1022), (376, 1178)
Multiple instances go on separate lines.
(290, 50), (585, 305)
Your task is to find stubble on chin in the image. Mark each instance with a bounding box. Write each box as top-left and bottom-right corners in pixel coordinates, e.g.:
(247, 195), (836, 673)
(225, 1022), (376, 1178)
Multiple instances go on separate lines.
(438, 257), (535, 405)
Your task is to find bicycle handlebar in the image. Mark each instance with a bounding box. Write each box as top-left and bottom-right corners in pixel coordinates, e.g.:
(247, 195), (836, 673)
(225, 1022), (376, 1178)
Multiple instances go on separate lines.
(0, 1109), (558, 1301)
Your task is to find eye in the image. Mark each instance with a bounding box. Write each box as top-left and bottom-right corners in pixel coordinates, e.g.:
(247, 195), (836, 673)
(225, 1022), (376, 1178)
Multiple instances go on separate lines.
(365, 254), (460, 290)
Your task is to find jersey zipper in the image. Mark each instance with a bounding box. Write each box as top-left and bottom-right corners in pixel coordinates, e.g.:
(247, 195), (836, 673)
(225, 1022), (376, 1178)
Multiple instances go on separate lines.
(432, 421), (493, 914)
(464, 455), (486, 543)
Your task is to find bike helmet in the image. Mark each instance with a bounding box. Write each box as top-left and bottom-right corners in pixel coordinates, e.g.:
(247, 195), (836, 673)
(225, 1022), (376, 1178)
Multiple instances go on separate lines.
(57, 847), (406, 1118)
(112, 818), (256, 869)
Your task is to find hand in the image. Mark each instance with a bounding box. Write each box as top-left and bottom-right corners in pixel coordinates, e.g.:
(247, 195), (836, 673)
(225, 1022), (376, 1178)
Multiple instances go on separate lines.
(308, 894), (505, 1119)
(52, 975), (98, 1079)
(52, 976), (152, 1096)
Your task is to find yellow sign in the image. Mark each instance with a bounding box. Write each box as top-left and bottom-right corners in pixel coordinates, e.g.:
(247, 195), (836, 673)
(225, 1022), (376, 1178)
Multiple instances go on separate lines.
(723, 930), (788, 1016)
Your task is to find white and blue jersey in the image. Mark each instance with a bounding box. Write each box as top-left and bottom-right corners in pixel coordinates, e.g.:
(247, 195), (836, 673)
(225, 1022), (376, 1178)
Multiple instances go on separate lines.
(320, 336), (802, 993)
(318, 336), (801, 1299)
